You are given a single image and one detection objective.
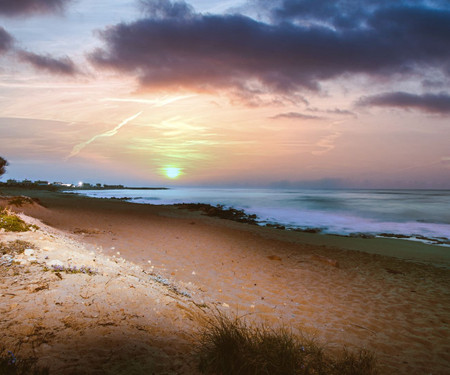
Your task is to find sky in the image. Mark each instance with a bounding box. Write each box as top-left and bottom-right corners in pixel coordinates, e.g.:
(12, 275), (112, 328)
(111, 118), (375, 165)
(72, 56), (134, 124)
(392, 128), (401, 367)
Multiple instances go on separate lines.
(0, 0), (449, 188)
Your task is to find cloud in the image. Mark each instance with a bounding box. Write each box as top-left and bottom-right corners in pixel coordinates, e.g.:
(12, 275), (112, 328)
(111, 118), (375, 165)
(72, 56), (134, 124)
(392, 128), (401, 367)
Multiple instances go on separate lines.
(325, 109), (356, 117)
(0, 27), (13, 53)
(307, 107), (357, 117)
(0, 0), (72, 16)
(17, 50), (78, 76)
(270, 112), (322, 120)
(89, 0), (450, 95)
(358, 91), (450, 114)
(138, 0), (194, 19)
(254, 0), (450, 29)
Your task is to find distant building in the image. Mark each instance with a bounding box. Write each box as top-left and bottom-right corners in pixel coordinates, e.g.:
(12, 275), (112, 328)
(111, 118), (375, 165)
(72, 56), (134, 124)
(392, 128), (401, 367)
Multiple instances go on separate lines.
(53, 182), (73, 187)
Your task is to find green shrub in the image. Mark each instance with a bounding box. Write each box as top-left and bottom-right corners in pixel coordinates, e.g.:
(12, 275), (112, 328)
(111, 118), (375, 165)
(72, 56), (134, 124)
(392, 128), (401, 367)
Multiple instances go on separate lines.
(0, 209), (33, 232)
(196, 312), (378, 375)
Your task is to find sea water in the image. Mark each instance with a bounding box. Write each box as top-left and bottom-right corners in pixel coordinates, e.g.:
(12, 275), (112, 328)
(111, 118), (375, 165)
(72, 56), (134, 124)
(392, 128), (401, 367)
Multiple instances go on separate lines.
(75, 188), (450, 245)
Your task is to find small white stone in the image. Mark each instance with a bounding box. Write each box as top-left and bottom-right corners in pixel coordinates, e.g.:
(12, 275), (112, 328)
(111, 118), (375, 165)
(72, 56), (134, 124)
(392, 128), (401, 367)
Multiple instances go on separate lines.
(28, 257), (37, 262)
(192, 271), (196, 275)
(148, 260), (151, 264)
(116, 251), (120, 255)
(222, 303), (230, 308)
(24, 249), (34, 256)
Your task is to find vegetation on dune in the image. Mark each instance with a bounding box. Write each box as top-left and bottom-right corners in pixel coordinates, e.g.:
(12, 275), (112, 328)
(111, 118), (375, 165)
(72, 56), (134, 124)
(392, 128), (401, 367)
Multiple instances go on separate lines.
(0, 208), (37, 232)
(7, 196), (37, 207)
(196, 312), (378, 375)
(0, 240), (34, 256)
(0, 347), (49, 375)
(44, 264), (97, 276)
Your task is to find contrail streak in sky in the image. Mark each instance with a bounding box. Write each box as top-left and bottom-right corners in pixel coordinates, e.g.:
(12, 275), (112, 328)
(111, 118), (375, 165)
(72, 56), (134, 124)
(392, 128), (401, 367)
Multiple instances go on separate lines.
(66, 111), (142, 159)
(100, 94), (195, 106)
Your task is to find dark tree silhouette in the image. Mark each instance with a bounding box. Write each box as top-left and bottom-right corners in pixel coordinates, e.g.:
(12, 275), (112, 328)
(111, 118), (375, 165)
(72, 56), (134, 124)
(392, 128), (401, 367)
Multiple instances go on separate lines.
(0, 156), (7, 177)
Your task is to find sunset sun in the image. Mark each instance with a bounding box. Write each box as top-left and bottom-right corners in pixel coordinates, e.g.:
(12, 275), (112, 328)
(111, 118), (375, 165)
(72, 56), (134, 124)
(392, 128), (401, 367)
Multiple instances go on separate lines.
(163, 167), (181, 179)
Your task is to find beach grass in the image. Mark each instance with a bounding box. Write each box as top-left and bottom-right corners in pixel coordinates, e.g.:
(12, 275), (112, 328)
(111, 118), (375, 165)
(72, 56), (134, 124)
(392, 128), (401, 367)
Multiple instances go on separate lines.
(196, 311), (378, 375)
(0, 347), (49, 375)
(0, 240), (34, 255)
(6, 196), (36, 207)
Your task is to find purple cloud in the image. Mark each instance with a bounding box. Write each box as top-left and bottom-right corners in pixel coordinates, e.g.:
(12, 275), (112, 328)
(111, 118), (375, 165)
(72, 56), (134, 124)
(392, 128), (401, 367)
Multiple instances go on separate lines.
(0, 27), (13, 53)
(139, 0), (194, 19)
(0, 0), (72, 16)
(358, 92), (450, 114)
(89, 0), (450, 95)
(270, 112), (323, 120)
(17, 50), (78, 76)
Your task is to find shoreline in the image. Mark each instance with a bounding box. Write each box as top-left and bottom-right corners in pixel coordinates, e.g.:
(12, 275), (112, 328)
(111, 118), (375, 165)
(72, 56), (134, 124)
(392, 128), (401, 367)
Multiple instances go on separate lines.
(1, 187), (450, 373)
(70, 188), (450, 249)
(5, 187), (448, 268)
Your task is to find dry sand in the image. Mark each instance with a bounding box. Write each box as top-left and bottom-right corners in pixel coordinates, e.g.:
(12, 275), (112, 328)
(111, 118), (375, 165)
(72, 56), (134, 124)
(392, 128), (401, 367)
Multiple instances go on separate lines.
(1, 189), (449, 374)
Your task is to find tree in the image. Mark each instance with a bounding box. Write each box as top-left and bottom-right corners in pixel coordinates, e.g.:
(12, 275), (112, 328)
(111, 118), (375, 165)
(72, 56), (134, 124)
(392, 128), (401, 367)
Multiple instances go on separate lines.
(0, 156), (8, 178)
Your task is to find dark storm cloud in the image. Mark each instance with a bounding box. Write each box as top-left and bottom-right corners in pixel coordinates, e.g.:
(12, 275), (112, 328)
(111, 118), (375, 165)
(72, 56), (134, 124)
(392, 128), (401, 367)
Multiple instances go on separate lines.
(0, 27), (13, 53)
(90, 0), (450, 94)
(270, 112), (322, 120)
(17, 50), (78, 76)
(0, 0), (72, 16)
(358, 92), (450, 114)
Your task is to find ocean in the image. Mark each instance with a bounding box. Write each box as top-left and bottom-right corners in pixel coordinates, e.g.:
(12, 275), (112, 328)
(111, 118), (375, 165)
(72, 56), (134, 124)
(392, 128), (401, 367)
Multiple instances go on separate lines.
(74, 188), (450, 246)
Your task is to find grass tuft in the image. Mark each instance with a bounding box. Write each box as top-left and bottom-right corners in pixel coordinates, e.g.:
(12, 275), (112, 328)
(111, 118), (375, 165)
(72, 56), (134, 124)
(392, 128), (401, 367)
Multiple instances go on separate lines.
(196, 312), (378, 375)
(332, 347), (378, 374)
(0, 348), (49, 375)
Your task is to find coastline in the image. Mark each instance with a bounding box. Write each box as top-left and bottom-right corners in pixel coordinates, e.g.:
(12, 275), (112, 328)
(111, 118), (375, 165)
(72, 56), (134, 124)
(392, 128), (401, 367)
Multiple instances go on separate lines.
(71, 187), (450, 249)
(3, 187), (449, 267)
(1, 187), (450, 374)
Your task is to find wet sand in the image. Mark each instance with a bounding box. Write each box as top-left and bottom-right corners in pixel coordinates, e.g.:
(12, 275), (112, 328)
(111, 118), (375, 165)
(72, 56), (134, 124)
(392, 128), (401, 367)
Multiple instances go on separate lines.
(1, 188), (450, 374)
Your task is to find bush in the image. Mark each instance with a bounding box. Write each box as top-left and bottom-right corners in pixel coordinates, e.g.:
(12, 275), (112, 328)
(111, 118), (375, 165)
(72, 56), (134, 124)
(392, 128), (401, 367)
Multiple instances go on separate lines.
(196, 312), (378, 375)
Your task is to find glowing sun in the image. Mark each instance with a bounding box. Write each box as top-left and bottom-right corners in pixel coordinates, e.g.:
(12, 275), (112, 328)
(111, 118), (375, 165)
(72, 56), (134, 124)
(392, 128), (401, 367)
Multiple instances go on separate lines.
(164, 167), (181, 179)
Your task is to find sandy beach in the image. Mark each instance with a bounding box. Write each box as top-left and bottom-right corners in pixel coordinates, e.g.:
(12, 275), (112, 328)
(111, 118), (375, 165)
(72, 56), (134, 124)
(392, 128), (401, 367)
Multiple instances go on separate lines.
(1, 188), (449, 374)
